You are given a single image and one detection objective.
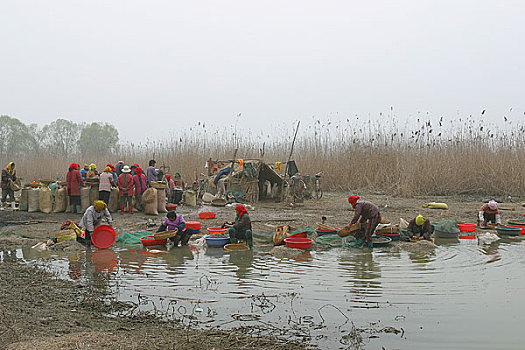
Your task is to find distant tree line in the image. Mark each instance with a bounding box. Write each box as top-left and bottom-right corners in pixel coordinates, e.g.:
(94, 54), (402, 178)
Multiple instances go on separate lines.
(0, 115), (119, 158)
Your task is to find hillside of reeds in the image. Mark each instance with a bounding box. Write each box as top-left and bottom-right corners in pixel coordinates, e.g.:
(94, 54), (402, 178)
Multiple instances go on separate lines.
(2, 113), (525, 197)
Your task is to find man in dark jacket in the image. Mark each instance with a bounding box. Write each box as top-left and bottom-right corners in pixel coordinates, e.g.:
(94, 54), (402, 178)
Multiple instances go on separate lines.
(225, 204), (253, 249)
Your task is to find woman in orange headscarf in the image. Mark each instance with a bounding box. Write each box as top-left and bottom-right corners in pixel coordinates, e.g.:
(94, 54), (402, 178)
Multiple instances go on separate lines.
(224, 204), (253, 249)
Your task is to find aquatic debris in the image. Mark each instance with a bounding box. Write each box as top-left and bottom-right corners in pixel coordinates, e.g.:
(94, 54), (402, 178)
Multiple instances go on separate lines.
(478, 233), (500, 244)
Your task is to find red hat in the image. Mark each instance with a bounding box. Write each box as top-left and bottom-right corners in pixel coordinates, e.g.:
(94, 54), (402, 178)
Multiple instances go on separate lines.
(69, 163), (77, 170)
(135, 167), (143, 175)
(235, 204), (248, 218)
(348, 195), (360, 209)
(165, 174), (171, 181)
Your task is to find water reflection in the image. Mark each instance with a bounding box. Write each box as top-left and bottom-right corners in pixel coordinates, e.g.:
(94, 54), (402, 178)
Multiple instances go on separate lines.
(338, 251), (382, 298)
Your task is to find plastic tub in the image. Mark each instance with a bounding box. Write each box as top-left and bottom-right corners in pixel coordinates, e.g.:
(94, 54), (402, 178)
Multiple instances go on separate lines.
(166, 205), (177, 211)
(458, 223), (476, 232)
(315, 228), (340, 236)
(496, 226), (521, 236)
(205, 235), (230, 247)
(224, 243), (250, 252)
(185, 221), (202, 230)
(507, 219), (525, 226)
(207, 227), (228, 235)
(434, 229), (459, 239)
(92, 225), (117, 249)
(283, 237), (313, 249)
(140, 235), (168, 246)
(199, 212), (217, 219)
(374, 232), (401, 241)
(459, 234), (476, 239)
(504, 224), (525, 235)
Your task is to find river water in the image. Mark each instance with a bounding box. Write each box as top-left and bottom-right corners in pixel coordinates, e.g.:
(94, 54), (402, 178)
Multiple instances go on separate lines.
(9, 236), (525, 349)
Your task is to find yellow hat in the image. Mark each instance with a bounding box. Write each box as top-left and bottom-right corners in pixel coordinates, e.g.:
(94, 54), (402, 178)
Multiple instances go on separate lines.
(94, 200), (107, 211)
(104, 166), (112, 172)
(415, 214), (425, 226)
(89, 163), (96, 170)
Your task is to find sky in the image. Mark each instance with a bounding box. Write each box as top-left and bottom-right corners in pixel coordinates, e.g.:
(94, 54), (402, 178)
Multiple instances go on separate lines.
(1, 0), (524, 139)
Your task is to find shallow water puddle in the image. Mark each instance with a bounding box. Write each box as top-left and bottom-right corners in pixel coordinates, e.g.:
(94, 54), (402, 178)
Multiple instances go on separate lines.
(10, 237), (525, 349)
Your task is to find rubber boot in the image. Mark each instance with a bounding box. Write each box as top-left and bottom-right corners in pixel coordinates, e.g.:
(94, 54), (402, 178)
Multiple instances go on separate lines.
(11, 202), (16, 210)
(367, 240), (373, 250)
(76, 205), (81, 214)
(120, 206), (125, 214)
(71, 205), (76, 214)
(129, 206), (133, 214)
(349, 239), (364, 248)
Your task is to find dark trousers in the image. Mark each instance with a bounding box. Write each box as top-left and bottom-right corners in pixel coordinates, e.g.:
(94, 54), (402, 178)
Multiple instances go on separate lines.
(120, 194), (132, 207)
(99, 191), (110, 204)
(354, 214), (381, 242)
(76, 231), (92, 246)
(157, 225), (197, 246)
(483, 212), (496, 225)
(227, 228), (253, 248)
(1, 188), (14, 203)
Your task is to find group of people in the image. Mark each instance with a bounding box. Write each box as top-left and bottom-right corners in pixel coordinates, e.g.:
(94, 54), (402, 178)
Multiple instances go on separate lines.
(66, 160), (185, 214)
(343, 195), (504, 249)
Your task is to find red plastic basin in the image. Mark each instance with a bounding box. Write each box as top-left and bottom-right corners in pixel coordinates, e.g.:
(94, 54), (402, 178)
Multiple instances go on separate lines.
(166, 205), (178, 211)
(283, 237), (313, 249)
(92, 225), (116, 249)
(185, 221), (202, 230)
(199, 212), (217, 219)
(459, 234), (476, 239)
(287, 231), (308, 239)
(458, 224), (476, 232)
(504, 225), (525, 235)
(140, 235), (168, 246)
(207, 227), (227, 234)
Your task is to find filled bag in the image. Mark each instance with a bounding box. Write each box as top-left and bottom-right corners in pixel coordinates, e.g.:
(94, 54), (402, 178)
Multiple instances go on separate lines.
(20, 187), (29, 211)
(80, 186), (90, 212)
(108, 187), (119, 213)
(157, 189), (167, 213)
(53, 187), (67, 213)
(89, 184), (99, 205)
(144, 188), (158, 216)
(28, 188), (40, 212)
(39, 187), (53, 214)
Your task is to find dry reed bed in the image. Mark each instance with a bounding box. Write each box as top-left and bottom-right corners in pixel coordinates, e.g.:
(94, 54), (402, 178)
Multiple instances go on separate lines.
(3, 116), (525, 197)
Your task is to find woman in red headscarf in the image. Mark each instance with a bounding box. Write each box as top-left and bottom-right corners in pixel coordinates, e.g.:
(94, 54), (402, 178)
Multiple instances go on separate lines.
(345, 194), (381, 249)
(66, 163), (84, 213)
(133, 167), (147, 211)
(224, 204), (253, 249)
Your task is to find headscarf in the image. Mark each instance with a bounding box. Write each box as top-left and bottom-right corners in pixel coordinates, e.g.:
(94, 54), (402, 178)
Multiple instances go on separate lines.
(488, 200), (498, 210)
(104, 166), (111, 172)
(106, 163), (114, 170)
(83, 163), (88, 168)
(415, 214), (425, 226)
(94, 200), (107, 211)
(69, 163), (78, 170)
(89, 163), (96, 171)
(175, 172), (181, 178)
(165, 174), (172, 181)
(348, 194), (360, 209)
(6, 162), (15, 175)
(135, 167), (143, 175)
(235, 204), (248, 219)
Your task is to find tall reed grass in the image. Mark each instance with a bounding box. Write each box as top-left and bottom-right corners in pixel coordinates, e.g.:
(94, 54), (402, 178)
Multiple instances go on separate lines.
(3, 113), (525, 197)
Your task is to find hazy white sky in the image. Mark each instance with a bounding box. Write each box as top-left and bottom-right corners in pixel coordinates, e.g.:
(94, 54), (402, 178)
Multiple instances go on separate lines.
(1, 0), (524, 139)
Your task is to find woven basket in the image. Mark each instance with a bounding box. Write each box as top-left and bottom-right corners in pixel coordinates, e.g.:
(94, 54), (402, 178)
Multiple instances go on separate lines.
(151, 181), (168, 189)
(338, 223), (361, 237)
(153, 230), (178, 240)
(224, 243), (250, 252)
(316, 222), (338, 231)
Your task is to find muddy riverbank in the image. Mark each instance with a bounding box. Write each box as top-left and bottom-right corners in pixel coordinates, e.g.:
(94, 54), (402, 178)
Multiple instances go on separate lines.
(2, 192), (525, 349)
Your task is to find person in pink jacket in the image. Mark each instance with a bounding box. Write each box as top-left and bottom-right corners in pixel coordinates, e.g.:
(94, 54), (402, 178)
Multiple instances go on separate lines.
(133, 167), (147, 211)
(117, 165), (134, 214)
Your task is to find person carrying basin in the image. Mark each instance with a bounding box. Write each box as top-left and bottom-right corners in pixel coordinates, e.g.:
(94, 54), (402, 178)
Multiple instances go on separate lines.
(224, 204), (253, 249)
(78, 200), (113, 246)
(406, 214), (433, 241)
(156, 210), (196, 246)
(478, 200), (501, 227)
(344, 194), (381, 249)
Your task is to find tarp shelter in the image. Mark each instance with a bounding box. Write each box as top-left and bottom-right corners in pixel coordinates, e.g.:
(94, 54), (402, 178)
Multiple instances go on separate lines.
(206, 159), (284, 203)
